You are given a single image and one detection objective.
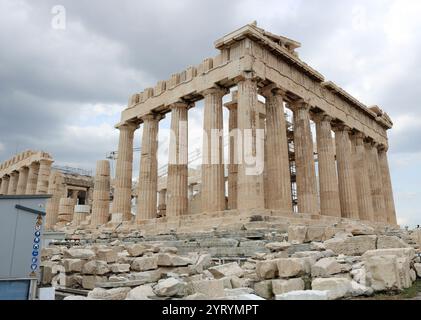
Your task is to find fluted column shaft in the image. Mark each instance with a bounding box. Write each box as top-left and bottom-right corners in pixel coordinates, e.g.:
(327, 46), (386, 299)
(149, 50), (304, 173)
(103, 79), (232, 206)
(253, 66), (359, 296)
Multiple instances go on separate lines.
(16, 166), (29, 195)
(7, 171), (19, 195)
(1, 175), (10, 195)
(314, 115), (341, 217)
(158, 188), (167, 217)
(291, 101), (318, 214)
(166, 102), (189, 217)
(26, 162), (39, 194)
(378, 146), (397, 225)
(91, 160), (111, 226)
(136, 114), (161, 221)
(351, 133), (374, 221)
(334, 125), (359, 219)
(45, 170), (65, 229)
(36, 159), (52, 194)
(226, 97), (238, 210)
(112, 122), (137, 221)
(236, 77), (265, 210)
(262, 86), (292, 211)
(366, 141), (387, 223)
(201, 88), (226, 212)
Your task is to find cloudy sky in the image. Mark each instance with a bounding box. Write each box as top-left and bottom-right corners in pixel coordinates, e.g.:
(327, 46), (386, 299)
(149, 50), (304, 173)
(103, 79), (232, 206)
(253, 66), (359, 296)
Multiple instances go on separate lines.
(1, 0), (420, 226)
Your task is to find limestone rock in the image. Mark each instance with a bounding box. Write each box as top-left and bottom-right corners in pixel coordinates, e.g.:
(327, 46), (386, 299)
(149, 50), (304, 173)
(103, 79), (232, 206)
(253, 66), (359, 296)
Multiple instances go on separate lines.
(362, 248), (415, 260)
(82, 260), (110, 275)
(305, 226), (326, 242)
(126, 284), (155, 300)
(127, 270), (162, 283)
(64, 248), (95, 260)
(63, 295), (89, 300)
(82, 275), (107, 290)
(157, 253), (192, 267)
(377, 236), (410, 249)
(311, 258), (342, 278)
(87, 287), (130, 300)
(288, 226), (307, 244)
(311, 278), (352, 300)
(256, 260), (278, 279)
(126, 244), (147, 257)
(272, 278), (305, 295)
(277, 258), (308, 278)
(350, 280), (373, 297)
(224, 288), (254, 296)
(109, 263), (131, 273)
(184, 293), (208, 300)
(265, 242), (291, 252)
(194, 254), (212, 273)
(131, 256), (158, 271)
(208, 262), (244, 279)
(154, 277), (187, 297)
(96, 249), (118, 263)
(324, 235), (376, 256)
(254, 280), (273, 299)
(63, 259), (84, 273)
(364, 255), (402, 292)
(191, 279), (225, 298)
(275, 290), (329, 300)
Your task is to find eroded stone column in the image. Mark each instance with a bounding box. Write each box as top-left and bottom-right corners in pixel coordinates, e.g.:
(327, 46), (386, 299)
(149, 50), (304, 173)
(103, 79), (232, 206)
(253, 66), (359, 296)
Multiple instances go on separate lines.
(290, 101), (318, 214)
(7, 171), (19, 195)
(225, 93), (238, 210)
(57, 197), (76, 225)
(333, 125), (359, 219)
(26, 162), (40, 194)
(45, 170), (65, 230)
(36, 159), (53, 194)
(201, 88), (227, 212)
(166, 102), (189, 217)
(111, 122), (137, 222)
(0, 175), (10, 195)
(236, 76), (265, 210)
(378, 145), (397, 225)
(136, 114), (161, 222)
(261, 85), (292, 212)
(366, 141), (387, 223)
(314, 114), (341, 217)
(91, 160), (111, 226)
(16, 166), (29, 195)
(351, 133), (374, 221)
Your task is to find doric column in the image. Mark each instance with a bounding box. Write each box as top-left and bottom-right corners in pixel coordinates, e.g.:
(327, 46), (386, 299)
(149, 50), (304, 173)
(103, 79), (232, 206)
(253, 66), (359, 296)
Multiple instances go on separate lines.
(7, 171), (19, 195)
(166, 102), (189, 217)
(351, 133), (374, 221)
(91, 160), (111, 226)
(290, 101), (319, 214)
(16, 166), (29, 195)
(333, 124), (359, 219)
(111, 122), (137, 222)
(236, 76), (265, 210)
(136, 114), (161, 222)
(36, 159), (53, 194)
(45, 170), (65, 229)
(0, 175), (10, 195)
(314, 114), (341, 217)
(201, 87), (227, 212)
(378, 145), (397, 225)
(158, 188), (167, 217)
(366, 141), (387, 223)
(261, 85), (292, 211)
(225, 93), (238, 210)
(26, 162), (40, 194)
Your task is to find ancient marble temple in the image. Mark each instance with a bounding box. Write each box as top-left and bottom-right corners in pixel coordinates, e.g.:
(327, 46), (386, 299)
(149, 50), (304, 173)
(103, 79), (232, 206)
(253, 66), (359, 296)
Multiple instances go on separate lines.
(112, 23), (396, 226)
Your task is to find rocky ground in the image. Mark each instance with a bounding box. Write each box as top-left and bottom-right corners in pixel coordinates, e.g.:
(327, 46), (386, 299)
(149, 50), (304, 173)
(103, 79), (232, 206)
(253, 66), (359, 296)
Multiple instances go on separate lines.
(40, 223), (421, 300)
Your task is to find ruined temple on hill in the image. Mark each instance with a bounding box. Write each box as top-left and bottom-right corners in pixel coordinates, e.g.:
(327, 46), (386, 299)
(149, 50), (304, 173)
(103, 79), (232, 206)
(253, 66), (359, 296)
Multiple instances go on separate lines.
(110, 23), (397, 227)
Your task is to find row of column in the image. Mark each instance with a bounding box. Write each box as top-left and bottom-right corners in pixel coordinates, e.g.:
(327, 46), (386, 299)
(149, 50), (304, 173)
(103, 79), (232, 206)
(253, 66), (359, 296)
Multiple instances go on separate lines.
(0, 159), (53, 196)
(112, 77), (396, 225)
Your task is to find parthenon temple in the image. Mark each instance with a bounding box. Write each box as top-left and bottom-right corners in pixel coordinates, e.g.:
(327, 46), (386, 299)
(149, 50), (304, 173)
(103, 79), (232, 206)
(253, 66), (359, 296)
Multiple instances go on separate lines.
(109, 22), (397, 231)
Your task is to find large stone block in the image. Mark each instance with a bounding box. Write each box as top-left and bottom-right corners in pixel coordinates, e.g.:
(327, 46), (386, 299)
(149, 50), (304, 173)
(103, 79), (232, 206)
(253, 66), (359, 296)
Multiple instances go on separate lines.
(154, 277), (187, 297)
(364, 255), (402, 292)
(288, 226), (307, 244)
(157, 253), (192, 267)
(126, 284), (156, 300)
(376, 236), (410, 249)
(191, 279), (225, 298)
(87, 287), (130, 300)
(64, 248), (95, 260)
(277, 258), (309, 278)
(208, 262), (244, 279)
(82, 275), (107, 290)
(272, 278), (305, 295)
(109, 263), (131, 273)
(324, 235), (377, 256)
(256, 260), (279, 280)
(311, 278), (352, 300)
(82, 260), (110, 275)
(275, 290), (329, 300)
(254, 280), (273, 299)
(131, 256), (158, 271)
(63, 259), (84, 273)
(96, 249), (118, 263)
(126, 244), (147, 257)
(311, 258), (342, 278)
